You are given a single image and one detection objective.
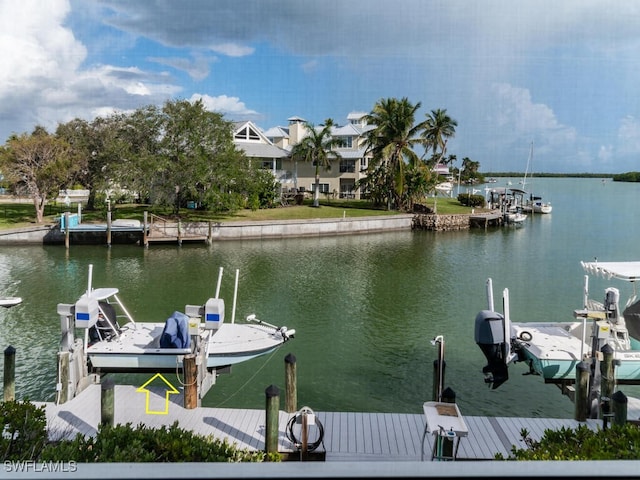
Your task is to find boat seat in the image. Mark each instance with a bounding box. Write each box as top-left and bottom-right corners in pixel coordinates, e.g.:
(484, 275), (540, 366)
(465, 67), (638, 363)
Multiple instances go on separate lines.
(89, 301), (121, 343)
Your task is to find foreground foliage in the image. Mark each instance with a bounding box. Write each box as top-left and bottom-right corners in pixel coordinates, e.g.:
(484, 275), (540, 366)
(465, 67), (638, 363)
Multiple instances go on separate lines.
(1, 400), (276, 462)
(498, 424), (640, 460)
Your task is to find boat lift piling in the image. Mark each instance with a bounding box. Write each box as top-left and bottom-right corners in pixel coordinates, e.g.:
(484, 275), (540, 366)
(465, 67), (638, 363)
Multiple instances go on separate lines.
(431, 335), (445, 402)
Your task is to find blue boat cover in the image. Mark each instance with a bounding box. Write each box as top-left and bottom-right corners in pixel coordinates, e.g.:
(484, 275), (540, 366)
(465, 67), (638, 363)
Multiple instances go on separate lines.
(160, 311), (191, 349)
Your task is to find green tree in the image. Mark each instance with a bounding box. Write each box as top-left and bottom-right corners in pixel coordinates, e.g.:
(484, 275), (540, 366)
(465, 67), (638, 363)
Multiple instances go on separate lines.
(157, 99), (251, 213)
(362, 97), (426, 211)
(461, 156), (481, 183)
(0, 127), (82, 223)
(106, 107), (163, 206)
(290, 119), (342, 208)
(422, 108), (457, 165)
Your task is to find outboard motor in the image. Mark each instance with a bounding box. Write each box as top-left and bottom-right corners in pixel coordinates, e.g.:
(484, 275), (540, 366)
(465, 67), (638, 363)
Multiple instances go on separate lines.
(474, 310), (509, 389)
(604, 288), (620, 323)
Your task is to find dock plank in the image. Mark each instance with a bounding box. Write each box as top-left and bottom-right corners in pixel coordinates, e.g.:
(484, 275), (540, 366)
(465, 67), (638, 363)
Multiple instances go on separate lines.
(38, 384), (630, 462)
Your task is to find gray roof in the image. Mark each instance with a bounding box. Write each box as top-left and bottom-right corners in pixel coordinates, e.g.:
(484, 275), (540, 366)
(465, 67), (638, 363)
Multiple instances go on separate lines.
(237, 142), (290, 159)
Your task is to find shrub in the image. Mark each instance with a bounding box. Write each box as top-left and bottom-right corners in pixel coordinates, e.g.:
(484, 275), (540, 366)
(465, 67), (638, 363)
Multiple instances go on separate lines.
(0, 400), (48, 461)
(41, 421), (276, 463)
(497, 423), (640, 460)
(457, 193), (485, 207)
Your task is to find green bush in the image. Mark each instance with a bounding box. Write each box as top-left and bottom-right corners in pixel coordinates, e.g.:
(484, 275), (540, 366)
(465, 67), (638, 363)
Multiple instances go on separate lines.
(457, 193), (485, 207)
(41, 421), (277, 463)
(0, 400), (48, 461)
(1, 399), (276, 463)
(497, 423), (640, 460)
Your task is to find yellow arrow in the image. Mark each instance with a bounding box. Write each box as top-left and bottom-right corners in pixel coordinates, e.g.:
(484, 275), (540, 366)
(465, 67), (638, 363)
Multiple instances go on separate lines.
(136, 373), (180, 415)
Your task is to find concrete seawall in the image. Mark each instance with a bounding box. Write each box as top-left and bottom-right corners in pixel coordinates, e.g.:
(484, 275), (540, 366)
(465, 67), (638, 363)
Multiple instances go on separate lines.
(0, 213), (487, 245)
(0, 215), (416, 245)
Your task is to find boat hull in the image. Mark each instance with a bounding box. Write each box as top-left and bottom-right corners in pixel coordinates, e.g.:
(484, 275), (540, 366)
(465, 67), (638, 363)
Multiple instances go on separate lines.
(0, 297), (22, 308)
(86, 321), (288, 372)
(512, 322), (640, 382)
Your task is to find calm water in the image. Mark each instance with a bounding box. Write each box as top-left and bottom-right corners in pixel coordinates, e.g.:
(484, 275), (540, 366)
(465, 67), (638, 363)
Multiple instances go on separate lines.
(1, 177), (639, 419)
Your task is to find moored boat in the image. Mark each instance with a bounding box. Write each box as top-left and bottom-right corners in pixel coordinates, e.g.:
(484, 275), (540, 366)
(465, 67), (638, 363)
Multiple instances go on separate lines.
(474, 260), (640, 391)
(56, 264), (295, 403)
(0, 296), (22, 308)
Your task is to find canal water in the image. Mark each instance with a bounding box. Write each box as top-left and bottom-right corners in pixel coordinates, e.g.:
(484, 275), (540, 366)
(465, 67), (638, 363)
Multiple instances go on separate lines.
(1, 177), (639, 419)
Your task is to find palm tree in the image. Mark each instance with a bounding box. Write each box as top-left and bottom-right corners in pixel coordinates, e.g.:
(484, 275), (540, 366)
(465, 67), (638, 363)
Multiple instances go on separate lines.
(362, 97), (426, 210)
(290, 119), (342, 207)
(422, 108), (458, 165)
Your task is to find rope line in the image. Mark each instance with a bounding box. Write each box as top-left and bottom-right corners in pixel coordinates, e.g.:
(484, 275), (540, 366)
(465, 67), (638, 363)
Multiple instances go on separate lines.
(214, 348), (278, 407)
(285, 407), (325, 453)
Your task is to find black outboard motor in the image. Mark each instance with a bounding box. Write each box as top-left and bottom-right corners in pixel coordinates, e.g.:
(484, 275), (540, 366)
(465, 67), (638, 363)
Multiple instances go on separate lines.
(474, 310), (509, 389)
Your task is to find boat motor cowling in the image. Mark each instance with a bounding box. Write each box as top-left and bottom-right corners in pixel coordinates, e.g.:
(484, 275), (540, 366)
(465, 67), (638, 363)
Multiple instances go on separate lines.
(474, 310), (509, 389)
(604, 287), (620, 323)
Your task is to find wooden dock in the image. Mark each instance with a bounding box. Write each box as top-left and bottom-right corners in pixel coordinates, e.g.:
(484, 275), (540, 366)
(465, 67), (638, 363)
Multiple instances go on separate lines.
(36, 384), (640, 462)
(469, 212), (503, 229)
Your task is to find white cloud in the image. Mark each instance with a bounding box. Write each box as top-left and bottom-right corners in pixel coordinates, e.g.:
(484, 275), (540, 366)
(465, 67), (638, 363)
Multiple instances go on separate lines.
(148, 55), (216, 81)
(0, 1), (183, 140)
(209, 43), (254, 57)
(190, 93), (259, 118)
(616, 116), (640, 155)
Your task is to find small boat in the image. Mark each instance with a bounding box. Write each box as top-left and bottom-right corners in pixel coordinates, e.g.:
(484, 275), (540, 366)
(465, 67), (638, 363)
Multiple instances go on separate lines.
(57, 264), (295, 402)
(487, 187), (527, 225)
(0, 296), (22, 308)
(523, 197), (552, 214)
(519, 142), (552, 214)
(474, 260), (640, 391)
(435, 182), (453, 195)
(504, 209), (527, 225)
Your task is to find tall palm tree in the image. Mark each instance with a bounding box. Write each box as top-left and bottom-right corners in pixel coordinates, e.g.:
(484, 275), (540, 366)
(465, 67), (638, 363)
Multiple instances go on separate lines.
(363, 97), (426, 210)
(290, 119), (342, 207)
(422, 108), (458, 164)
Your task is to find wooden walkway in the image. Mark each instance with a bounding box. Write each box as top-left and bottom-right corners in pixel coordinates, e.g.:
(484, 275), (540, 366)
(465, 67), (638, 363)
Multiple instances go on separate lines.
(36, 384), (640, 462)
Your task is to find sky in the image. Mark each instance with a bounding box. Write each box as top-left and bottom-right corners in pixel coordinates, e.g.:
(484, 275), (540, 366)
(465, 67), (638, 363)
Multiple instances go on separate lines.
(2, 0), (640, 174)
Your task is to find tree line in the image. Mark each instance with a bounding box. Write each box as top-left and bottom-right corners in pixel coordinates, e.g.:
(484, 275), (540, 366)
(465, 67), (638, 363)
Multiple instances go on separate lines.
(0, 96), (479, 223)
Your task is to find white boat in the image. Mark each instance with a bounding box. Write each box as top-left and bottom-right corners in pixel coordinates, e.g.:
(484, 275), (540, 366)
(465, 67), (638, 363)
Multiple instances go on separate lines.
(474, 260), (640, 391)
(435, 182), (453, 195)
(488, 187), (527, 225)
(57, 265), (295, 402)
(519, 142), (552, 214)
(0, 296), (22, 308)
(523, 197), (552, 214)
(504, 210), (527, 225)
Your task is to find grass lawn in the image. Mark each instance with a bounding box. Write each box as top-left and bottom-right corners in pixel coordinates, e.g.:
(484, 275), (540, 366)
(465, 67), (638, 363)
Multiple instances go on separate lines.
(0, 196), (474, 231)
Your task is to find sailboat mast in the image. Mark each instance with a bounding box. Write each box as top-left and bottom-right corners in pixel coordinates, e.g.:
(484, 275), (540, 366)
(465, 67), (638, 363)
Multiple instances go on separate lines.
(522, 141), (533, 189)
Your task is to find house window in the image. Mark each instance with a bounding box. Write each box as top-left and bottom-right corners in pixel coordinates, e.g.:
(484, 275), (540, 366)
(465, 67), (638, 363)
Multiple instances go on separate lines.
(360, 157), (367, 170)
(340, 136), (353, 148)
(339, 159), (356, 173)
(310, 183), (330, 193)
(260, 159), (282, 170)
(235, 125), (260, 141)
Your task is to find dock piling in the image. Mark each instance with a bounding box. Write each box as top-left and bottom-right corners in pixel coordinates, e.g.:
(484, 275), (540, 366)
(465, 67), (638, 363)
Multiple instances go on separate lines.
(64, 211), (70, 249)
(106, 211), (112, 247)
(183, 354), (198, 409)
(3, 346), (16, 402)
(101, 379), (115, 426)
(612, 390), (628, 426)
(575, 361), (590, 421)
(285, 353), (297, 413)
(265, 384), (280, 456)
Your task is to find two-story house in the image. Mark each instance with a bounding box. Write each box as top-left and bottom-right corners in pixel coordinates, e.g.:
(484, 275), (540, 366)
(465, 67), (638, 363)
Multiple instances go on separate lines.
(234, 112), (374, 200)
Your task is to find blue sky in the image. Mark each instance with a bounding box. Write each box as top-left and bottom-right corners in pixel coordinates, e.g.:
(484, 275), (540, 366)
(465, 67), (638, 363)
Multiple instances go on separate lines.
(2, 0), (640, 174)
